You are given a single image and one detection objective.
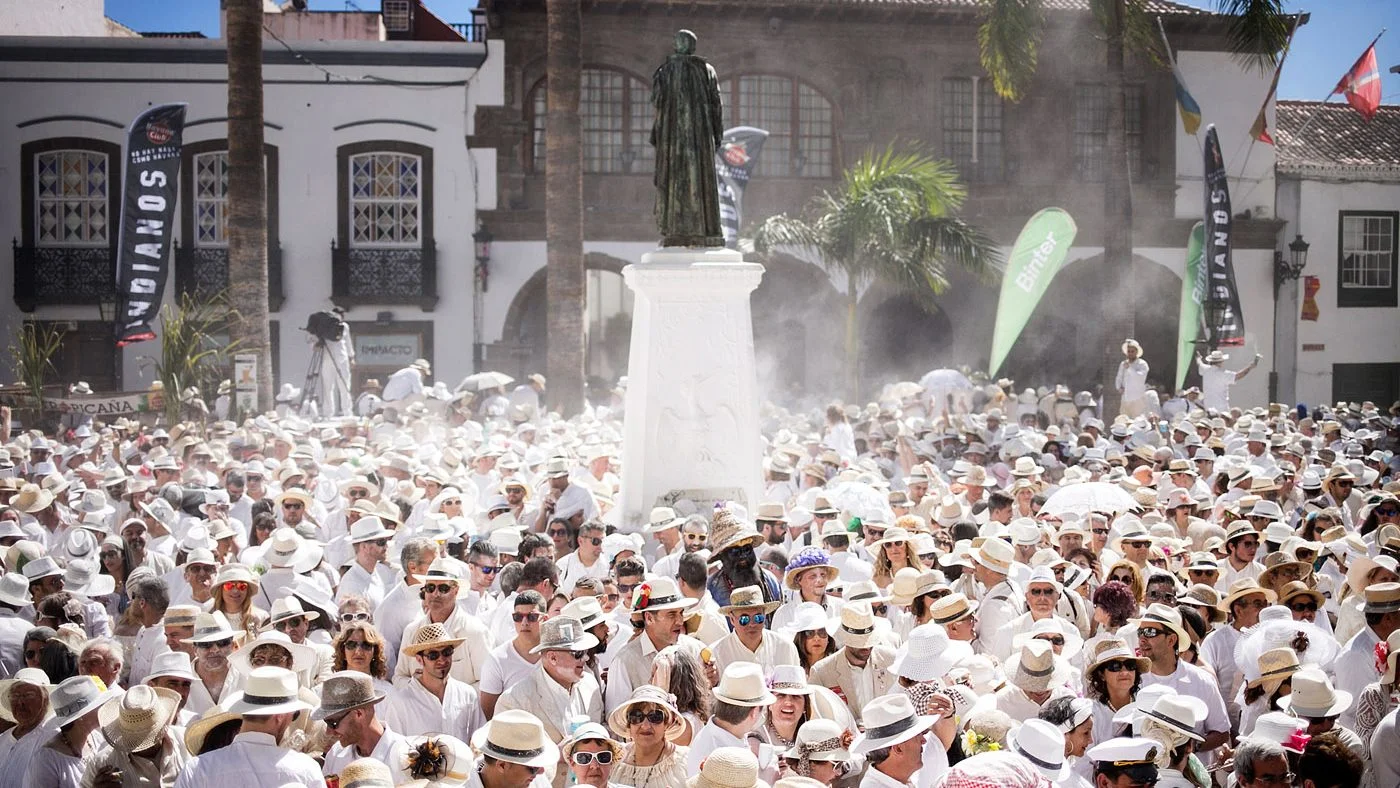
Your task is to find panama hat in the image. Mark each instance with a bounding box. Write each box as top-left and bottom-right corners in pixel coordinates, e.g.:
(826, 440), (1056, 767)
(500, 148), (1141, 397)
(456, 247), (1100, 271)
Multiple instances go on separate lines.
(870, 526), (914, 553)
(1006, 718), (1070, 781)
(834, 601), (883, 648)
(22, 555), (65, 583)
(470, 709), (559, 768)
(560, 720), (623, 761)
(314, 671), (387, 721)
(851, 693), (937, 755)
(263, 527), (321, 572)
(1006, 639), (1070, 693)
(969, 536), (1013, 574)
(1177, 584), (1227, 623)
(268, 596), (318, 627)
(0, 668), (51, 722)
(1246, 711), (1309, 754)
(12, 484), (55, 514)
(1365, 582), (1400, 614)
(607, 684), (686, 740)
(530, 615), (599, 654)
(646, 506), (684, 534)
(631, 576), (696, 613)
(888, 568), (943, 607)
(559, 596), (607, 632)
(183, 611), (243, 644)
(779, 602), (838, 642)
(891, 622), (972, 681)
(719, 585), (781, 616)
(1012, 617), (1084, 660)
(98, 684), (180, 753)
(927, 592), (976, 626)
(686, 746), (767, 788)
(229, 630), (317, 674)
(782, 548), (840, 590)
(713, 662), (777, 707)
(64, 558), (115, 597)
(348, 516), (394, 544)
(1218, 578), (1277, 612)
(225, 666), (313, 716)
(144, 651), (197, 683)
(338, 758), (396, 788)
(1276, 581), (1324, 610)
(1277, 666), (1352, 718)
(50, 675), (119, 727)
(1138, 693), (1207, 742)
(0, 572), (33, 608)
(184, 704), (242, 755)
(1130, 604), (1192, 653)
(1245, 647), (1301, 693)
(783, 718), (851, 772)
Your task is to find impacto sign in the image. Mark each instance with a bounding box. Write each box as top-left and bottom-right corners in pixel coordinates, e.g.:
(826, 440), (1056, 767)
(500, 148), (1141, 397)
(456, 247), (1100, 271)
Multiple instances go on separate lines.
(355, 334), (421, 367)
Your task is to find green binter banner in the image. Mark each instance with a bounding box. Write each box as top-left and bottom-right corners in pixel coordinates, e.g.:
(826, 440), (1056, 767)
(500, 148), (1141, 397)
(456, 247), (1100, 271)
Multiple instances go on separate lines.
(988, 207), (1078, 376)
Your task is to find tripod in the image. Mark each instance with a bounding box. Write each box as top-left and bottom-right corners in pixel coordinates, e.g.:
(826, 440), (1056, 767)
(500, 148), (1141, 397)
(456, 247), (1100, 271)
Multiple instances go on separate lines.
(300, 340), (327, 414)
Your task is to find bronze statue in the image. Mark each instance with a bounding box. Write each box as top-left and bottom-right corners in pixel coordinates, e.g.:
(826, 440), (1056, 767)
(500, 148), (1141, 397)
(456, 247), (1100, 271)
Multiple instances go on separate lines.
(650, 29), (724, 247)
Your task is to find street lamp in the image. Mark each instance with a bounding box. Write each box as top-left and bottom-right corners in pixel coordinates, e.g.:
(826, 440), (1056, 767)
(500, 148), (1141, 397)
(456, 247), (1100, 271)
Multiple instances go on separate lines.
(1268, 233), (1309, 403)
(97, 290), (118, 323)
(472, 222), (493, 371)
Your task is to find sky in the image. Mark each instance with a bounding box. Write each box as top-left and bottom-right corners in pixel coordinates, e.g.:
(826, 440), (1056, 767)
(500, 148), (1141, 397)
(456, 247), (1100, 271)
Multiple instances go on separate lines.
(105, 0), (1400, 102)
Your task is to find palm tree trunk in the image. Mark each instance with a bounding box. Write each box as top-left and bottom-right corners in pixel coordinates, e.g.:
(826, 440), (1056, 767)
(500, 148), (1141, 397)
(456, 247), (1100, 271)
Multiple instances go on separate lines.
(225, 0), (272, 414)
(1099, 0), (1135, 418)
(544, 0), (585, 415)
(846, 273), (860, 402)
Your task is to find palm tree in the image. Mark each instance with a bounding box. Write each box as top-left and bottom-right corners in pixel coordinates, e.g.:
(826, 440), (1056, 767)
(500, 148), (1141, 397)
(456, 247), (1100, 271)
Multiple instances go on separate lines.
(750, 146), (1003, 401)
(978, 0), (1289, 416)
(544, 0), (585, 415)
(225, 0), (272, 413)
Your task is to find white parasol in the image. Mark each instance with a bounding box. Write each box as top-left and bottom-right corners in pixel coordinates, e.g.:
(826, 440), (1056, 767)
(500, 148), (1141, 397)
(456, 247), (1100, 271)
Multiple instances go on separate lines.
(456, 371), (515, 392)
(823, 481), (895, 524)
(1040, 482), (1138, 517)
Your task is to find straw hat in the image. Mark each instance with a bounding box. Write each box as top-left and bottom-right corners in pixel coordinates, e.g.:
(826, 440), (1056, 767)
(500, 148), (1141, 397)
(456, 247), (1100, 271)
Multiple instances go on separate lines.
(607, 684), (686, 740)
(1006, 639), (1069, 693)
(1246, 647), (1301, 693)
(646, 506), (684, 534)
(183, 611), (243, 645)
(0, 668), (51, 722)
(469, 709), (559, 768)
(709, 509), (764, 555)
(338, 758), (396, 788)
(713, 662), (776, 707)
(851, 693), (937, 755)
(719, 585), (782, 616)
(969, 537), (1013, 574)
(927, 592), (976, 626)
(686, 746), (767, 788)
(314, 670), (387, 720)
(183, 704), (241, 755)
(1177, 584), (1227, 623)
(144, 651), (197, 683)
(225, 666), (313, 716)
(870, 526), (914, 553)
(403, 623), (466, 657)
(1218, 578), (1277, 612)
(834, 601), (882, 649)
(1381, 630), (1400, 684)
(1276, 581), (1325, 610)
(1365, 582), (1400, 615)
(1277, 666), (1352, 718)
(1006, 718), (1069, 781)
(228, 630), (317, 674)
(50, 675), (118, 727)
(12, 484), (55, 514)
(98, 684), (180, 753)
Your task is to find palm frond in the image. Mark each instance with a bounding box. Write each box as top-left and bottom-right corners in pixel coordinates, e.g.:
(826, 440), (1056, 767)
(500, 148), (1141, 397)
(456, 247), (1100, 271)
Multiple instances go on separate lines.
(1212, 0), (1291, 72)
(908, 216), (1005, 285)
(978, 0), (1045, 102)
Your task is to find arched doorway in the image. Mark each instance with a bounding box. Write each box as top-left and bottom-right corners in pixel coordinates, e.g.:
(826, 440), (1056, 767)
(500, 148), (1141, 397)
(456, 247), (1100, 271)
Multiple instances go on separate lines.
(497, 254), (635, 396)
(1000, 254), (1180, 392)
(860, 292), (955, 384)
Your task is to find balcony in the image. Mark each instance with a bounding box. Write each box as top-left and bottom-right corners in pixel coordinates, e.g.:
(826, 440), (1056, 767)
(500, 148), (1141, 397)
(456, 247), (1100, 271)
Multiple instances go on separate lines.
(449, 9), (488, 42)
(331, 240), (438, 310)
(174, 242), (285, 312)
(12, 241), (115, 312)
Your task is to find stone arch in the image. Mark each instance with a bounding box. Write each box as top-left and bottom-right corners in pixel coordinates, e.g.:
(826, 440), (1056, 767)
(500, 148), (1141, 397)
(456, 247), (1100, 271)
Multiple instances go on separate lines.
(857, 283), (959, 385)
(1000, 252), (1181, 391)
(496, 253), (633, 391)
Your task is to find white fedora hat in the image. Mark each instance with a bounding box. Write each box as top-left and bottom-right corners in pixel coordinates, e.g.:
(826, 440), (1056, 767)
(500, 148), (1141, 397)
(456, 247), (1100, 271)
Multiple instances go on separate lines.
(228, 630), (317, 675)
(347, 516), (394, 544)
(890, 623), (972, 682)
(1007, 718), (1069, 781)
(713, 662), (777, 708)
(0, 573), (32, 607)
(1277, 666), (1352, 719)
(50, 675), (119, 727)
(851, 693), (936, 755)
(224, 666), (313, 716)
(469, 709), (559, 768)
(144, 651), (197, 683)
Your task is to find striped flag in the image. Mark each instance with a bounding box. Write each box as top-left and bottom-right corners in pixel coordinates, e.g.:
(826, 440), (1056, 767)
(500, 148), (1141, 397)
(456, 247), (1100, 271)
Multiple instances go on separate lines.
(1158, 19), (1202, 135)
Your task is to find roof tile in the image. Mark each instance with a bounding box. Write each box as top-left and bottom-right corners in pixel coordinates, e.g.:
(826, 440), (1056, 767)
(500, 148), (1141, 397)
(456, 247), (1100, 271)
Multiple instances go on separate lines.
(1276, 99), (1400, 181)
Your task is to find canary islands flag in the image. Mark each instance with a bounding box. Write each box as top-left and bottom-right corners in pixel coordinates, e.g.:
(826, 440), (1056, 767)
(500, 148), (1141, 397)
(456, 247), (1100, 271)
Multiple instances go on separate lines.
(1172, 65), (1202, 135)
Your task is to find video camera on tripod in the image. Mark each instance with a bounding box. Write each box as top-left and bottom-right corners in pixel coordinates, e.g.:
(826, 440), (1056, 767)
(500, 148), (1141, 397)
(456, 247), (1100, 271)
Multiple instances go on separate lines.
(304, 310), (345, 343)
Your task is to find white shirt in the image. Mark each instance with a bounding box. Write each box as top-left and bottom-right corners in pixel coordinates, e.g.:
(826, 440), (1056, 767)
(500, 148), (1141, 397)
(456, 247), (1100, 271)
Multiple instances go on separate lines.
(1116, 358), (1150, 403)
(174, 731), (324, 788)
(686, 721), (776, 776)
(382, 367), (424, 402)
(1337, 627), (1382, 732)
(383, 677), (485, 743)
(710, 630), (800, 676)
(556, 551), (608, 596)
(336, 561), (398, 609)
(1198, 362), (1237, 413)
(1199, 624), (1244, 717)
(478, 639), (539, 697)
(374, 579), (422, 674)
(127, 622), (169, 686)
(860, 766), (912, 787)
(321, 727), (411, 783)
(394, 606), (494, 687)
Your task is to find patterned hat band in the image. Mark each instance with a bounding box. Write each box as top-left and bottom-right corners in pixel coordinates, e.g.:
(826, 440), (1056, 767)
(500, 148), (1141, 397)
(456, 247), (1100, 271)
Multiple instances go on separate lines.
(641, 594), (681, 608)
(241, 693), (298, 706)
(771, 681), (806, 692)
(842, 624), (875, 636)
(486, 743), (545, 759)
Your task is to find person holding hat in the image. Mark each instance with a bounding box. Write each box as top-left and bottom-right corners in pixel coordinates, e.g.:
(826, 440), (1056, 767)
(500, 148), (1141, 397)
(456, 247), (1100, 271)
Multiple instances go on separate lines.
(687, 662), (778, 778)
(711, 586), (798, 676)
(809, 602), (897, 726)
(316, 670), (410, 781)
(1131, 604), (1230, 754)
(336, 516), (398, 609)
(174, 666), (323, 787)
(608, 684), (691, 788)
(466, 709), (556, 788)
(392, 559), (492, 689)
(496, 615), (604, 753)
(604, 576), (703, 715)
(82, 684), (187, 788)
(851, 693), (936, 787)
(385, 623), (485, 743)
(26, 674), (120, 788)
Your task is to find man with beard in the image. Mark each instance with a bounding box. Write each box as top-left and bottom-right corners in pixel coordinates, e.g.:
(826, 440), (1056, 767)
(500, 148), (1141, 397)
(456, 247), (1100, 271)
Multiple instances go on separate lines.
(653, 515), (706, 578)
(706, 509), (779, 608)
(121, 517), (175, 575)
(604, 576), (703, 714)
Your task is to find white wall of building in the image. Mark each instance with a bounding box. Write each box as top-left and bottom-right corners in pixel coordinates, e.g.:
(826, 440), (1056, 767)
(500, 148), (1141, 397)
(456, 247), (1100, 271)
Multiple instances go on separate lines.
(1278, 178), (1400, 406)
(1175, 50), (1277, 220)
(0, 37), (502, 393)
(0, 0), (116, 37)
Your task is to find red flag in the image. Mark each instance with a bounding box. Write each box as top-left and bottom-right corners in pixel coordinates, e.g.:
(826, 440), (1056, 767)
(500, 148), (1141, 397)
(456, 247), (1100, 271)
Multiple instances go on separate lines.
(1336, 43), (1382, 121)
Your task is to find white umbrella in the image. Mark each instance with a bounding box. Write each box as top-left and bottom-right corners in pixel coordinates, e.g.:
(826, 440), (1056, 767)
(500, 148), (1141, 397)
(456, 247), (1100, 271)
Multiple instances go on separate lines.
(824, 481), (894, 524)
(918, 369), (973, 391)
(1040, 482), (1138, 517)
(457, 371), (514, 392)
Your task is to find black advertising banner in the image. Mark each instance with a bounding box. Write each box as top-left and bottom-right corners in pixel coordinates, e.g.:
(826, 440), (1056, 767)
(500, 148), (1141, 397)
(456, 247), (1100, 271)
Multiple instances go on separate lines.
(1202, 124), (1245, 348)
(715, 126), (769, 249)
(116, 103), (187, 347)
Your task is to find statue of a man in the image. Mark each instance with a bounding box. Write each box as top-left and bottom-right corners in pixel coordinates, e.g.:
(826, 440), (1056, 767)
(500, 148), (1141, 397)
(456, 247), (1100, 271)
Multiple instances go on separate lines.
(650, 29), (724, 248)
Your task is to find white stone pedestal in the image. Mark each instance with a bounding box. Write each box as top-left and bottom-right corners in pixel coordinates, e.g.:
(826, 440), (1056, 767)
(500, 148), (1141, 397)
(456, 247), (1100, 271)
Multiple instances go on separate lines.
(618, 247), (766, 533)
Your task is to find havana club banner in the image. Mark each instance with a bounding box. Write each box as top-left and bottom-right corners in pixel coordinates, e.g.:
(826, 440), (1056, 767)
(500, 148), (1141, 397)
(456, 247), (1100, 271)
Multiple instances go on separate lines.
(116, 103), (187, 347)
(715, 126), (769, 249)
(988, 208), (1078, 376)
(1202, 125), (1246, 348)
(1175, 222), (1206, 391)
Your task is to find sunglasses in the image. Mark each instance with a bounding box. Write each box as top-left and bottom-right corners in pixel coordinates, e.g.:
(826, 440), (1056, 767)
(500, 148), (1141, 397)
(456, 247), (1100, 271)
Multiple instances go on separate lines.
(1146, 590), (1176, 602)
(222, 581), (249, 593)
(512, 612), (542, 623)
(626, 709), (668, 726)
(200, 638), (234, 650)
(347, 490), (369, 499)
(618, 583), (639, 595)
(1110, 574), (1133, 584)
(1378, 507), (1400, 516)
(584, 537), (602, 547)
(340, 612), (371, 623)
(1289, 602), (1318, 613)
(871, 604), (888, 616)
(571, 751), (614, 766)
(1236, 539), (1260, 549)
(420, 646), (456, 661)
(567, 650), (588, 660)
(1037, 635), (1066, 646)
(472, 563), (499, 575)
(548, 528), (569, 537)
(24, 648), (42, 659)
(1091, 527), (1110, 535)
(324, 712), (352, 730)
(342, 640), (375, 652)
(274, 618), (306, 631)
(1028, 588), (1057, 597)
(282, 502), (304, 510)
(1138, 627), (1166, 639)
(736, 613), (767, 626)
(369, 539), (390, 548)
(442, 500), (462, 507)
(423, 583), (456, 595)
(1124, 540), (1151, 549)
(1102, 659), (1135, 673)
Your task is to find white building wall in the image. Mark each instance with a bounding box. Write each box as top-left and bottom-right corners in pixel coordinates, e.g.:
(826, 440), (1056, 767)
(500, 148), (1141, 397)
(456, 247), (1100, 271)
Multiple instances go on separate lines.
(0, 37), (502, 392)
(0, 0), (114, 37)
(1283, 179), (1400, 406)
(1174, 50), (1277, 220)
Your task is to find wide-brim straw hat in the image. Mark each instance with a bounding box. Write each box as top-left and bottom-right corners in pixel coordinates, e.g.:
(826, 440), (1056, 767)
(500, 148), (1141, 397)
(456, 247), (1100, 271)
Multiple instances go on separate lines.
(1245, 647), (1302, 692)
(719, 585), (782, 615)
(314, 671), (388, 720)
(98, 685), (180, 754)
(1364, 582), (1400, 615)
(0, 668), (52, 722)
(851, 693), (938, 755)
(184, 705), (242, 755)
(1277, 667), (1352, 718)
(469, 709), (560, 768)
(1276, 581), (1325, 610)
(1218, 579), (1277, 612)
(713, 662), (777, 707)
(184, 611), (244, 645)
(402, 623), (466, 656)
(228, 630), (317, 674)
(1085, 639), (1150, 675)
(606, 684), (686, 741)
(969, 536), (1013, 574)
(1006, 640), (1070, 693)
(686, 746), (769, 788)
